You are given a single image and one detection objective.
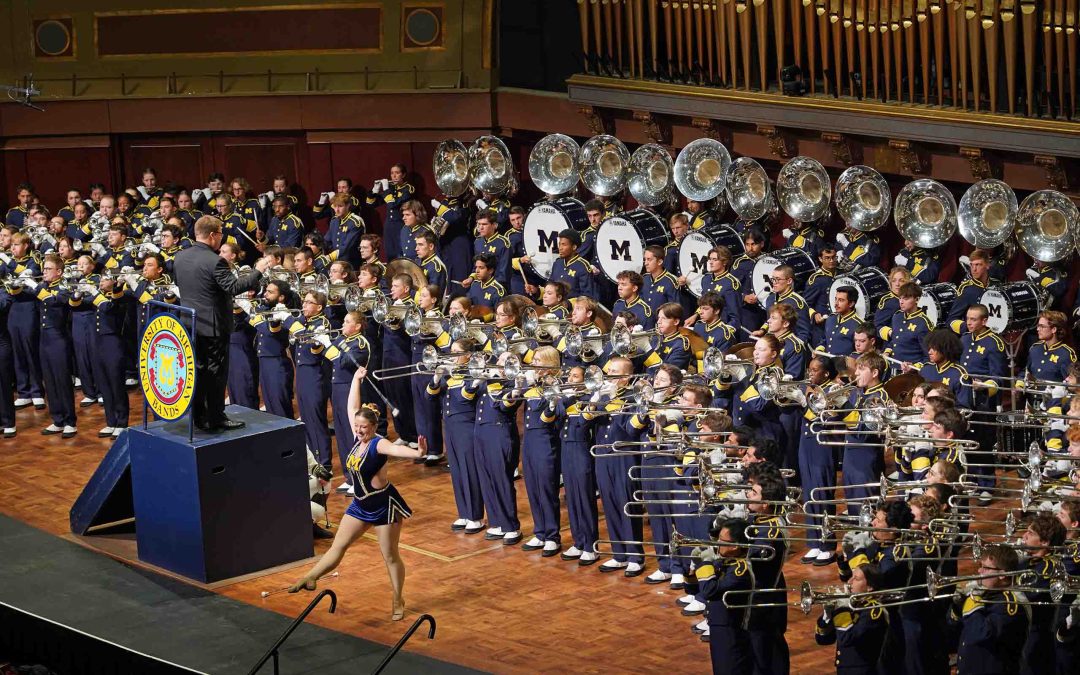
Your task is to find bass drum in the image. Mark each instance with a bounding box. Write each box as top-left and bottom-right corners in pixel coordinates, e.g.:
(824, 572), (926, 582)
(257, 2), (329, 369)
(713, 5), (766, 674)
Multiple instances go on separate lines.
(829, 267), (890, 320)
(751, 247), (817, 303)
(980, 281), (1043, 334)
(918, 282), (958, 328)
(523, 197), (588, 280)
(595, 208), (670, 283)
(678, 222), (745, 297)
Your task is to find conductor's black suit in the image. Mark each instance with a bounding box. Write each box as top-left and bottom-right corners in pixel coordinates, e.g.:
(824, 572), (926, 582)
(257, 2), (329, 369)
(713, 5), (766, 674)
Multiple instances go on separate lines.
(174, 241), (263, 430)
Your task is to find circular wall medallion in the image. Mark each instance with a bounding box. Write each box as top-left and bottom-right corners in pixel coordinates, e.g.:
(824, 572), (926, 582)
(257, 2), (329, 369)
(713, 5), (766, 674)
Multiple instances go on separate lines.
(140, 314), (196, 421)
(405, 8), (440, 46)
(35, 19), (71, 57)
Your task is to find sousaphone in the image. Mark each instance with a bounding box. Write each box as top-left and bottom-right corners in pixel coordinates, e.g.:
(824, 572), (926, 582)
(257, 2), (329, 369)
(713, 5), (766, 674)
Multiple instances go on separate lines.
(433, 139), (470, 198)
(469, 135), (514, 195)
(957, 179), (1018, 249)
(777, 156), (832, 223)
(725, 156), (774, 222)
(528, 133), (581, 196)
(628, 143), (675, 207)
(835, 165), (891, 232)
(580, 134), (630, 197)
(1016, 190), (1080, 263)
(894, 179), (958, 249)
(674, 138), (732, 203)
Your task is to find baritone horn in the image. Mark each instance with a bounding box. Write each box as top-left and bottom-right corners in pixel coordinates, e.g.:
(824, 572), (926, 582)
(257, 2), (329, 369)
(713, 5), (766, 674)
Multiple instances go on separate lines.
(835, 165), (892, 232)
(958, 179), (1018, 249)
(777, 156), (832, 223)
(433, 139), (471, 199)
(528, 133), (581, 196)
(674, 138), (732, 203)
(628, 143), (675, 207)
(469, 135), (514, 196)
(579, 134), (630, 197)
(1016, 190), (1080, 263)
(894, 179), (958, 249)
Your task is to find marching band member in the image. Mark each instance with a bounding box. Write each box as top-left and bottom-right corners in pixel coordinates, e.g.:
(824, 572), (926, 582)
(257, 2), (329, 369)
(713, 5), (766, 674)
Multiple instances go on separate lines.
(463, 253), (505, 313)
(612, 270), (653, 328)
(747, 474), (791, 674)
(69, 255), (101, 409)
(693, 291), (736, 352)
(474, 351), (522, 545)
(322, 193), (365, 269)
(224, 248), (260, 412)
(410, 285), (446, 466)
(266, 196), (303, 248)
(805, 244), (840, 345)
(838, 353), (891, 513)
(549, 229), (595, 300)
(356, 263), (388, 436)
(506, 206), (537, 297)
(1026, 260), (1068, 310)
(31, 254), (77, 437)
(320, 310), (369, 496)
(768, 303), (808, 380)
(175, 191), (205, 235)
(381, 273), (419, 447)
(66, 203), (94, 245)
(820, 284), (861, 357)
(323, 261), (353, 329)
(906, 329), (974, 410)
(784, 217), (825, 260)
(542, 280), (572, 321)
(475, 191), (511, 231)
(313, 177), (360, 221)
(687, 245), (741, 333)
(212, 196), (257, 264)
(884, 282), (933, 366)
(427, 339), (485, 532)
(359, 235), (387, 279)
(57, 189), (82, 225)
(663, 212), (690, 272)
(694, 517), (755, 675)
(947, 544), (1031, 675)
(514, 346), (563, 556)
(643, 303), (691, 374)
(1020, 514), (1067, 674)
(415, 231), (447, 295)
(732, 227), (768, 334)
(556, 296), (602, 368)
(835, 226), (881, 269)
(5, 182), (33, 227)
(799, 355), (842, 565)
(588, 355), (644, 576)
(642, 245), (680, 309)
(873, 267), (912, 332)
(580, 200), (604, 262)
(191, 171), (225, 214)
(399, 200), (433, 265)
(947, 249), (992, 334)
(1026, 310), (1077, 383)
(249, 280), (296, 419)
(2, 232), (45, 409)
(85, 270), (130, 437)
(285, 291), (334, 474)
(0, 284), (14, 437)
(814, 563), (889, 674)
(960, 304), (1007, 495)
(429, 194), (471, 284)
(895, 240), (942, 285)
(555, 365), (599, 565)
(226, 178), (261, 234)
(134, 168), (164, 210)
(733, 335), (786, 444)
(366, 164), (414, 260)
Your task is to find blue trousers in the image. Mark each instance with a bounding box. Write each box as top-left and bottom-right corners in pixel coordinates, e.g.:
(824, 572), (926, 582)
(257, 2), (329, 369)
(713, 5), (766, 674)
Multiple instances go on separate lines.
(331, 382), (356, 484)
(92, 334), (128, 428)
(522, 428), (561, 542)
(439, 233), (471, 289)
(411, 373), (443, 455)
(445, 416), (484, 521)
(259, 356), (294, 419)
(561, 441), (599, 552)
(640, 454), (675, 573)
(843, 445), (883, 517)
(596, 451), (643, 563)
(71, 315), (100, 399)
(0, 338), (14, 428)
(799, 426), (836, 549)
(672, 502), (713, 580)
(476, 422), (519, 532)
(227, 340), (260, 409)
(709, 624), (753, 675)
(749, 629), (790, 675)
(779, 408), (802, 478)
(9, 305), (43, 398)
(40, 333), (75, 427)
(381, 349), (416, 442)
(296, 364), (331, 470)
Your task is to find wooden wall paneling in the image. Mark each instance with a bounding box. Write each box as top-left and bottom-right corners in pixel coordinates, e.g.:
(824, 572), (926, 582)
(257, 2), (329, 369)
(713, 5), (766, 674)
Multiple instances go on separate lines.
(323, 142), (425, 239)
(408, 142), (439, 202)
(3, 151), (28, 207)
(119, 136), (211, 195)
(22, 148), (113, 215)
(214, 137), (301, 197)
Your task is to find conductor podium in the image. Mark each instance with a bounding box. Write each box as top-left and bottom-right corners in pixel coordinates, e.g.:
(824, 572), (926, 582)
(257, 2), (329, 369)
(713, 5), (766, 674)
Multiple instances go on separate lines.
(71, 406), (314, 583)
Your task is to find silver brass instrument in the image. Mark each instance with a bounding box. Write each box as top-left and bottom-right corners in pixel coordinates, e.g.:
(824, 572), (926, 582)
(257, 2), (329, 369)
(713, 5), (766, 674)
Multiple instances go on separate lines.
(264, 267), (299, 291)
(433, 139), (471, 198)
(958, 179), (1018, 249)
(289, 327), (343, 346)
(627, 143), (675, 207)
(807, 384), (858, 414)
(1016, 190), (1080, 263)
(722, 581), (862, 614)
(520, 306), (570, 341)
(724, 156), (775, 222)
(296, 273), (330, 297)
(756, 370), (811, 406)
(344, 286), (382, 313)
(894, 179), (958, 249)
(403, 306), (446, 337)
(371, 296), (416, 329)
(674, 138), (732, 203)
(835, 165), (891, 232)
(448, 313), (497, 344)
(702, 347), (753, 382)
(610, 323), (658, 357)
(468, 135), (514, 195)
(563, 324), (606, 362)
(776, 156), (832, 224)
(579, 134), (630, 197)
(528, 133), (581, 196)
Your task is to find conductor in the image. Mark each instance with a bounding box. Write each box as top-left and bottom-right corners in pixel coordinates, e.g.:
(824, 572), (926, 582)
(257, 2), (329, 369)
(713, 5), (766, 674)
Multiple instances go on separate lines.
(175, 216), (271, 432)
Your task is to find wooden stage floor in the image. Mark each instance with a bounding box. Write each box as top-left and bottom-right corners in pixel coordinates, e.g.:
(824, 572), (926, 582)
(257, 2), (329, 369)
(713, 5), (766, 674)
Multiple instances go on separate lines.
(2, 393), (874, 674)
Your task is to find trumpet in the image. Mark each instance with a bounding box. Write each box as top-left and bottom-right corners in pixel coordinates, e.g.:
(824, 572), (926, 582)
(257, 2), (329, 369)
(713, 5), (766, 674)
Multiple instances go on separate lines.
(289, 327), (343, 346)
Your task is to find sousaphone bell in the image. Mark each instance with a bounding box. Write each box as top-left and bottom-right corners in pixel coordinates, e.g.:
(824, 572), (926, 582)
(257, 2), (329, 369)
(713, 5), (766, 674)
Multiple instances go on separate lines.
(835, 165), (891, 232)
(894, 179), (958, 249)
(580, 134), (630, 197)
(469, 135), (514, 195)
(433, 139), (470, 198)
(528, 133), (581, 196)
(725, 156), (775, 223)
(957, 179), (1018, 249)
(628, 143), (675, 207)
(674, 138), (732, 203)
(1015, 190), (1080, 263)
(777, 156), (832, 223)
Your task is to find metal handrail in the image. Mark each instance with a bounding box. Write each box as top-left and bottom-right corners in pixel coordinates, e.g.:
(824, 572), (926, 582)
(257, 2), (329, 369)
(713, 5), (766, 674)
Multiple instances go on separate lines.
(371, 614), (437, 675)
(246, 589), (337, 675)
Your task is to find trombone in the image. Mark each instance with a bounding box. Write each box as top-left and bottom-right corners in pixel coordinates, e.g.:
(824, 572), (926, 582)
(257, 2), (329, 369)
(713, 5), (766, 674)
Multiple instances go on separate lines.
(722, 581), (900, 614)
(593, 528), (777, 561)
(289, 327), (343, 346)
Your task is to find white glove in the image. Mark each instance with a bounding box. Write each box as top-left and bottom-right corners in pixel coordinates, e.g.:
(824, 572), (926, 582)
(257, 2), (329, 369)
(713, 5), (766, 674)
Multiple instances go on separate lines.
(430, 198), (441, 209)
(1026, 267), (1040, 280)
(21, 278), (39, 291)
(1050, 385), (1068, 400)
(272, 310), (291, 322)
(120, 266), (134, 274)
(40, 234), (56, 250)
(380, 179), (390, 191)
(0, 253), (10, 264)
(476, 198), (489, 210)
(894, 252), (909, 266)
(725, 353), (740, 361)
(73, 239), (84, 252)
(715, 504), (749, 521)
(235, 298), (253, 314)
(958, 255), (971, 268)
(782, 373), (794, 381)
(91, 243), (107, 257)
(631, 324), (644, 333)
(371, 181), (382, 194)
(314, 333), (332, 349)
(137, 185), (151, 201)
(1039, 499), (1059, 512)
(782, 228), (793, 239)
(142, 242), (160, 254)
(318, 192), (330, 205)
(1050, 418), (1067, 432)
(691, 546), (719, 565)
(836, 233), (850, 248)
(842, 530), (873, 552)
(125, 275), (140, 291)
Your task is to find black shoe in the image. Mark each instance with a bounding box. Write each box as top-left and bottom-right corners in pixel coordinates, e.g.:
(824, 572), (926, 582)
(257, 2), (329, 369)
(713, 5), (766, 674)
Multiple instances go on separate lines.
(502, 533), (523, 546)
(423, 455), (444, 467)
(699, 634), (710, 643)
(34, 402), (46, 410)
(521, 540), (545, 552)
(194, 419), (210, 431)
(313, 523), (334, 539)
(813, 552), (837, 567)
(3, 429), (15, 438)
(624, 566), (645, 578)
(219, 419), (245, 431)
(578, 556), (599, 567)
(450, 521), (466, 532)
(484, 531), (504, 541)
(560, 550), (582, 561)
(541, 546), (561, 558)
(464, 523), (485, 535)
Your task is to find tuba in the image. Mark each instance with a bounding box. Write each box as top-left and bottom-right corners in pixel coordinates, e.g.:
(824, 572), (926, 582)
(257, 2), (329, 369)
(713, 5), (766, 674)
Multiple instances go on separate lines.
(835, 165), (892, 232)
(957, 179), (1017, 249)
(528, 133), (581, 196)
(776, 156), (832, 223)
(468, 135), (514, 195)
(674, 138), (732, 203)
(628, 143), (676, 207)
(894, 179), (958, 249)
(433, 139), (470, 199)
(579, 134), (630, 197)
(725, 156), (775, 222)
(1015, 190), (1080, 263)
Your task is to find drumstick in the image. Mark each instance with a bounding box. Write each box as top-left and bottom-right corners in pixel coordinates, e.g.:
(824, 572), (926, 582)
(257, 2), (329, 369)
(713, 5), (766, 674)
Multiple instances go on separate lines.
(261, 571), (340, 598)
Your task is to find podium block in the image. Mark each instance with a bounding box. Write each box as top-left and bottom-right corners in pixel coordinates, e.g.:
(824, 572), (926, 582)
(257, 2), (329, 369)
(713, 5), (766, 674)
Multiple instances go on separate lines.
(129, 405), (313, 583)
